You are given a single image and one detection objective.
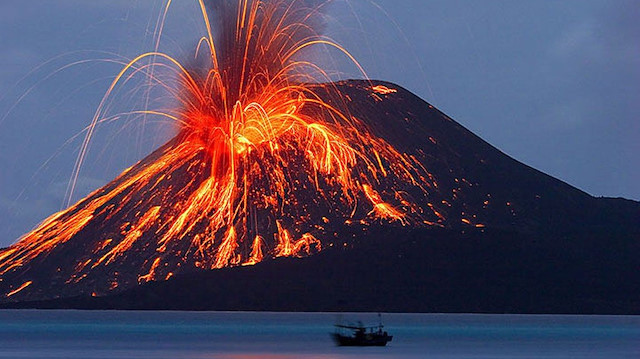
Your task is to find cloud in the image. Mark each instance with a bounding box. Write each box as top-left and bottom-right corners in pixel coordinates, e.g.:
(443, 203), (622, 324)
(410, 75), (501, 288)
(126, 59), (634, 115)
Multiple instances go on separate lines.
(551, 20), (600, 59)
(551, 2), (640, 66)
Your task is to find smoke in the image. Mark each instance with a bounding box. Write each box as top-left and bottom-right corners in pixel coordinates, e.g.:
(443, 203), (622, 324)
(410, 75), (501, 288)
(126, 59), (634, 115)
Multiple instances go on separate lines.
(190, 0), (331, 102)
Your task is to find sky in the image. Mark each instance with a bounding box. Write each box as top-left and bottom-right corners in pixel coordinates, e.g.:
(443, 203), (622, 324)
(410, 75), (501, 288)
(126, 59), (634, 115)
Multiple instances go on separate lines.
(0, 0), (638, 247)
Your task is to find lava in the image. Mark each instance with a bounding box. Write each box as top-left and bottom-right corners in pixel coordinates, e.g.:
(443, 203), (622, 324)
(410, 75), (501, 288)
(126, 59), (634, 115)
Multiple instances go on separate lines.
(0, 0), (472, 299)
(5, 281), (32, 298)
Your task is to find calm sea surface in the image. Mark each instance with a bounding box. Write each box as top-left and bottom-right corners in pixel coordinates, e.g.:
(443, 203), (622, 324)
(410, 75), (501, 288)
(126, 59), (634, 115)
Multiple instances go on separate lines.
(0, 310), (637, 358)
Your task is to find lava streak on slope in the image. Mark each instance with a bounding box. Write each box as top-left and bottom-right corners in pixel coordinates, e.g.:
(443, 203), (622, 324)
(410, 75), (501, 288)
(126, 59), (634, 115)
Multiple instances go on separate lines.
(0, 0), (481, 301)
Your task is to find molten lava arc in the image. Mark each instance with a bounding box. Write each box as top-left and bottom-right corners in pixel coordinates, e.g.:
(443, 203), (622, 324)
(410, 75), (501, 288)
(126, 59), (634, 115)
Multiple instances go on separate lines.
(0, 0), (474, 300)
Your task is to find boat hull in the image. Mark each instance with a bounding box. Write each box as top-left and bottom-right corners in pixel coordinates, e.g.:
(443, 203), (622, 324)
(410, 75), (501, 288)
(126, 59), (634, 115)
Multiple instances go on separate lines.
(331, 333), (393, 346)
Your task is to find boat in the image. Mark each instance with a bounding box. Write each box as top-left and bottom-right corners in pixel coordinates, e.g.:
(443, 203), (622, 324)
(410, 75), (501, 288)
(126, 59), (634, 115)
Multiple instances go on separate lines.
(331, 315), (393, 346)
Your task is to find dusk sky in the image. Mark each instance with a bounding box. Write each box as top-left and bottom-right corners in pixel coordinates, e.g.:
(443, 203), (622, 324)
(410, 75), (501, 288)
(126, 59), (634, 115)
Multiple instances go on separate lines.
(0, 0), (638, 247)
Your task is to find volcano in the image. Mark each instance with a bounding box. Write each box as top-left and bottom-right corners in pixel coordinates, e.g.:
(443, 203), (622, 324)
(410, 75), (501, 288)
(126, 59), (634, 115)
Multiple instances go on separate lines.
(1, 0), (638, 312)
(1, 80), (639, 313)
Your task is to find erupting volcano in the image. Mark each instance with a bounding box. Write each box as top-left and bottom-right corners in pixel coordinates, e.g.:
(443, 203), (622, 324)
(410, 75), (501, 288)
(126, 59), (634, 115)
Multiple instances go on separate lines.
(0, 0), (463, 301)
(2, 1), (638, 311)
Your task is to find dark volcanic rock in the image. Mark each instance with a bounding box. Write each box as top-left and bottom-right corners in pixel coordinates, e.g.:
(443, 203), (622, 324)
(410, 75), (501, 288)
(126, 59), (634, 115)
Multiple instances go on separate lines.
(1, 80), (638, 313)
(4, 226), (639, 314)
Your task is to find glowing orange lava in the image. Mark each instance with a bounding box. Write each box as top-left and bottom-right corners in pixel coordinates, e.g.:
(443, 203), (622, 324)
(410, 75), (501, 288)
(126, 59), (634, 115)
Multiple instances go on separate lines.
(0, 0), (484, 299)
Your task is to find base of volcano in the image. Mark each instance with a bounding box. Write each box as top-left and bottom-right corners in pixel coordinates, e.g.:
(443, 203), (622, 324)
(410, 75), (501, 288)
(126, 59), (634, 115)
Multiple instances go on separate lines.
(3, 225), (638, 314)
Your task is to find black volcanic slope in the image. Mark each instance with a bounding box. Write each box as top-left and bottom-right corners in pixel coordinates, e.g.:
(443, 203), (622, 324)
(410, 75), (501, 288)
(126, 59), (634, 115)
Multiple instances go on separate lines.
(1, 80), (639, 313)
(11, 226), (639, 314)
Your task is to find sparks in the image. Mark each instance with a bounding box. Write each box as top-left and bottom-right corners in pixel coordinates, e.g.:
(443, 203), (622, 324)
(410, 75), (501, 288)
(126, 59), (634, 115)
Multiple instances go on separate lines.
(0, 0), (462, 299)
(6, 281), (32, 298)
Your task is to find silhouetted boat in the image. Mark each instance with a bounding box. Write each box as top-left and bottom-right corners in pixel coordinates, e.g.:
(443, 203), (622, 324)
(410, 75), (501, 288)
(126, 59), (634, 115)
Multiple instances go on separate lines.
(331, 315), (393, 346)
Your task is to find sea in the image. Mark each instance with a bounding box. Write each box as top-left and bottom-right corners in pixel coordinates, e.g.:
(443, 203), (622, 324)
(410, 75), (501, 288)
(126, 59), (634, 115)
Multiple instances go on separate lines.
(0, 311), (637, 358)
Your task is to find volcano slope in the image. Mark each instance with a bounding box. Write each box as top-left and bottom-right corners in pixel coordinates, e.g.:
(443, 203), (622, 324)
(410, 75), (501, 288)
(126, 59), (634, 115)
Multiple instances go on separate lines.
(1, 80), (638, 313)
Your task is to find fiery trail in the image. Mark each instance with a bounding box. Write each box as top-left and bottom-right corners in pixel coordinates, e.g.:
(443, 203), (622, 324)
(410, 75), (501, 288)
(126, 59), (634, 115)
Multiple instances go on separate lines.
(0, 0), (469, 298)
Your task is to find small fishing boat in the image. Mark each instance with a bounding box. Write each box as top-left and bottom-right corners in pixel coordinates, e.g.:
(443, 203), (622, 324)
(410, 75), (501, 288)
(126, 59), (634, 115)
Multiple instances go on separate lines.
(331, 315), (393, 346)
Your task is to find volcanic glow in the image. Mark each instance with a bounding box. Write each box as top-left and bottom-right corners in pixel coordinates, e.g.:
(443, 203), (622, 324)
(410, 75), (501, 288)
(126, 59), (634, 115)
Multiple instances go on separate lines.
(0, 0), (479, 299)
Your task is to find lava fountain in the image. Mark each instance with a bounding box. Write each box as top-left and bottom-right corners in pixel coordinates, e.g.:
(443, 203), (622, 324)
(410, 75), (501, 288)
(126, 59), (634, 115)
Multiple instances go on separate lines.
(0, 0), (456, 300)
